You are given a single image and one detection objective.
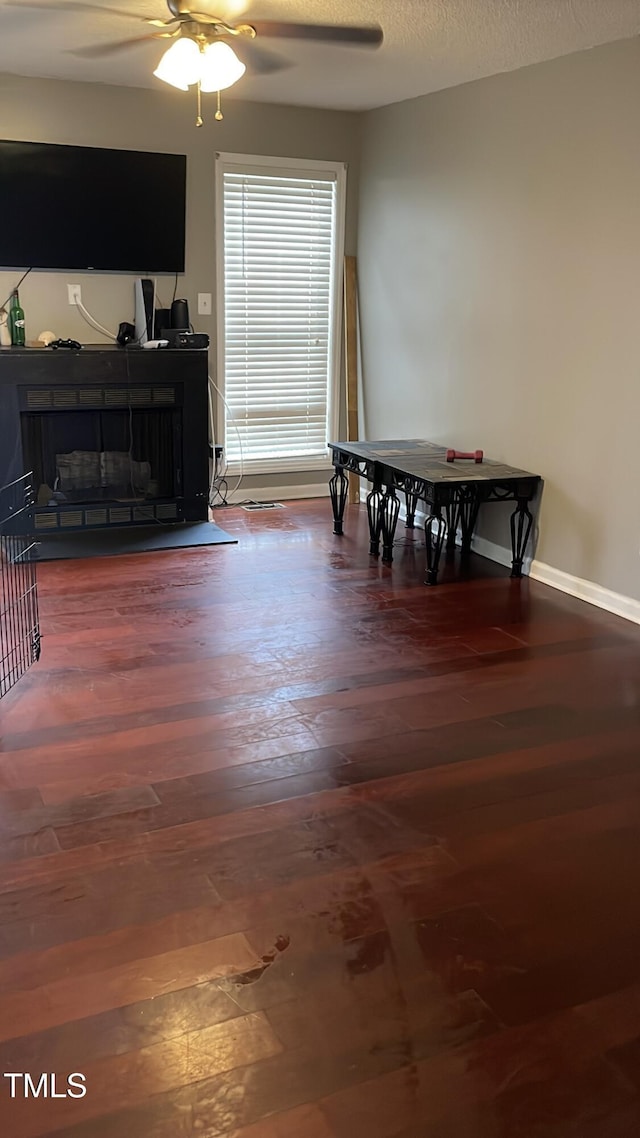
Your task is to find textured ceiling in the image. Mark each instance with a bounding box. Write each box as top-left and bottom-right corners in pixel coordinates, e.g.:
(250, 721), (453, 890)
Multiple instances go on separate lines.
(0, 0), (639, 110)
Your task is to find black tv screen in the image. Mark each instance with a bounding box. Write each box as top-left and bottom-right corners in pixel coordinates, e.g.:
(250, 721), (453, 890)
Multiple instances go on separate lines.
(0, 140), (186, 273)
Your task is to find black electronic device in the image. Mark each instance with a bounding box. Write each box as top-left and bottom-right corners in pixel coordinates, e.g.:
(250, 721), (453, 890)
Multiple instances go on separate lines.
(171, 298), (190, 329)
(160, 327), (189, 347)
(134, 278), (155, 345)
(176, 332), (210, 349)
(0, 140), (186, 273)
(154, 308), (171, 339)
(116, 322), (136, 346)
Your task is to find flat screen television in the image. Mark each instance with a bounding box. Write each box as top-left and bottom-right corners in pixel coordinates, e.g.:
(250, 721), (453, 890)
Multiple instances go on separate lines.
(0, 139), (187, 273)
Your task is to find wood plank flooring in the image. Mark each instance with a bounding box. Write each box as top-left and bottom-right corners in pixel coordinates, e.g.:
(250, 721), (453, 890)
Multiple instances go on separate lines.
(2, 498), (640, 1136)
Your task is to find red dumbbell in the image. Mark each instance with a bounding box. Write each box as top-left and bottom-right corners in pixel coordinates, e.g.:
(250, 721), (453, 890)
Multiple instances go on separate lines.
(446, 449), (483, 463)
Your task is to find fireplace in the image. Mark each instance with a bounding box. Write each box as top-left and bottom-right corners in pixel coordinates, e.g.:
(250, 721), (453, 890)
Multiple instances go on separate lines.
(0, 346), (209, 533)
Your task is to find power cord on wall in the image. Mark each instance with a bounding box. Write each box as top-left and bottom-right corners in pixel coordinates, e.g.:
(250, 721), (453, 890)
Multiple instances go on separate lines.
(207, 375), (246, 508)
(76, 299), (117, 342)
(77, 285), (186, 347)
(209, 447), (229, 508)
(207, 375), (228, 505)
(0, 267), (33, 313)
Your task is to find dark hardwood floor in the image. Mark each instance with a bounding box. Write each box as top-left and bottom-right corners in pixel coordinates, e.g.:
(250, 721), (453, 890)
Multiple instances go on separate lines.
(2, 498), (640, 1136)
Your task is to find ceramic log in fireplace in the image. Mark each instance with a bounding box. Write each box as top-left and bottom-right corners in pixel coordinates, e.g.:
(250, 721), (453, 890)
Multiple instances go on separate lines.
(0, 346), (208, 533)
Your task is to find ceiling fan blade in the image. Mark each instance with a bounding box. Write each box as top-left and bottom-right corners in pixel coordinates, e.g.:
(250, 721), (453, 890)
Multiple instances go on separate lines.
(230, 38), (291, 76)
(69, 31), (171, 57)
(248, 20), (383, 48)
(3, 0), (150, 18)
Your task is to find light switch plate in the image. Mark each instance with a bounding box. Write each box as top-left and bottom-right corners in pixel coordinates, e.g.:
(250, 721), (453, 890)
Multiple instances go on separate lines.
(197, 292), (212, 316)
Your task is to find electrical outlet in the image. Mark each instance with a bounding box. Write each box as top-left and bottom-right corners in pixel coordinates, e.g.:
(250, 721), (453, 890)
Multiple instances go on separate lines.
(197, 292), (212, 316)
(67, 284), (82, 306)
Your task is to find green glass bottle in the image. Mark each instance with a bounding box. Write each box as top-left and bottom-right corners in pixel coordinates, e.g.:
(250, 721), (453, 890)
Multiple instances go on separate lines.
(9, 289), (25, 347)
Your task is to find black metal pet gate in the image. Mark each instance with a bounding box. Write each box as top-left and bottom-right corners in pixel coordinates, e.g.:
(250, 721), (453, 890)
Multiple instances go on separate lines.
(0, 475), (40, 699)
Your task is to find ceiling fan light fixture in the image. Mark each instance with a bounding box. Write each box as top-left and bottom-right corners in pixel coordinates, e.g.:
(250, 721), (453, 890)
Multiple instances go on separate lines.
(199, 41), (246, 92)
(153, 36), (201, 90)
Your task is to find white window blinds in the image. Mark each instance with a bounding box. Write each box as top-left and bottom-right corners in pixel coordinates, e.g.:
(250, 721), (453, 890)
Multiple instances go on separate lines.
(219, 161), (343, 468)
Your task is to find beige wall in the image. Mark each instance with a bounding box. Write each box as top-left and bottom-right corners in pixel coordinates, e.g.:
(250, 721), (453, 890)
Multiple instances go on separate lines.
(357, 38), (640, 600)
(0, 72), (361, 492)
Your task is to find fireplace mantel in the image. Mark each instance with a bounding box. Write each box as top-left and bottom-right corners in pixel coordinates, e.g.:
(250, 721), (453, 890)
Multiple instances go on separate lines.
(0, 343), (207, 384)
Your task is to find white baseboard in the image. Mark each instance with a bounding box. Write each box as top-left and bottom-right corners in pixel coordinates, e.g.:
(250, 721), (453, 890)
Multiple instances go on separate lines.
(227, 482), (329, 504)
(245, 490), (640, 626)
(421, 511), (640, 625)
(404, 502), (640, 625)
(529, 560), (640, 625)
(467, 533), (514, 571)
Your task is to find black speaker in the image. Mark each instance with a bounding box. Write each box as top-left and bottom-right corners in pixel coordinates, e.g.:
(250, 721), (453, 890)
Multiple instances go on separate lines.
(116, 321), (136, 346)
(154, 308), (171, 339)
(171, 298), (190, 329)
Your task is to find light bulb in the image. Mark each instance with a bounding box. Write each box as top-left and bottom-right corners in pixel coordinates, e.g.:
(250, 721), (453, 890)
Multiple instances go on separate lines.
(154, 37), (202, 90)
(199, 41), (246, 93)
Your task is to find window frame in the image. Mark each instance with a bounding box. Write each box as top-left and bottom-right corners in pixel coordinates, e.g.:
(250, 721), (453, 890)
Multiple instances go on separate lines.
(214, 152), (347, 475)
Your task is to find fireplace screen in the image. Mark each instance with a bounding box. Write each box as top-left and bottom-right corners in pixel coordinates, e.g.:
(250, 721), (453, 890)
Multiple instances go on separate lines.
(21, 408), (177, 508)
(0, 475), (40, 699)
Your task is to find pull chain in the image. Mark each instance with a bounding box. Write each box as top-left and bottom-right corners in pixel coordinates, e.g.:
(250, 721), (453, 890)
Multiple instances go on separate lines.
(194, 83), (223, 126)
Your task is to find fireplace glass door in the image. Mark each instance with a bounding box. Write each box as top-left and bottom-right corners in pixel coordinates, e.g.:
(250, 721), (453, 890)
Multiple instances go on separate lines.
(21, 407), (181, 529)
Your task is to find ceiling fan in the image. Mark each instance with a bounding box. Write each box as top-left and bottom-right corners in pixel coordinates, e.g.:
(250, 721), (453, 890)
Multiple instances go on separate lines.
(7, 1), (384, 124)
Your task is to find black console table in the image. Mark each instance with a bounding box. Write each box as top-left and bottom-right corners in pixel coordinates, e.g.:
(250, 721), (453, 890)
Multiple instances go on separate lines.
(328, 439), (541, 585)
(0, 345), (209, 534)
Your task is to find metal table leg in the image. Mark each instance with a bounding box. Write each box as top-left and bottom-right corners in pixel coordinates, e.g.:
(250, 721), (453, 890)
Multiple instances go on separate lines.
(367, 484), (384, 557)
(381, 489), (401, 564)
(458, 490), (480, 559)
(405, 490), (418, 529)
(445, 496), (459, 557)
(424, 507), (447, 585)
(329, 466), (348, 535)
(510, 497), (534, 577)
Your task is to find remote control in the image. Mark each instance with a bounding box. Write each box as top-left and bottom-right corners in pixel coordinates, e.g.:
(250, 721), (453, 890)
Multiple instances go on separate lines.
(48, 338), (82, 350)
(142, 339), (169, 349)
